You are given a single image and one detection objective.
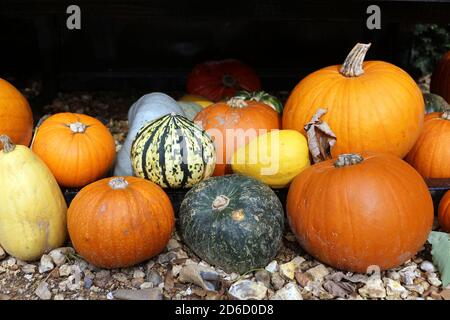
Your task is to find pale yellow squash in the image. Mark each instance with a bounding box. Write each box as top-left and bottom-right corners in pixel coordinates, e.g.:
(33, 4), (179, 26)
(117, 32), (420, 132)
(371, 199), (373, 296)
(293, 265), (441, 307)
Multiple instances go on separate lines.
(231, 130), (310, 188)
(179, 94), (213, 108)
(0, 135), (67, 261)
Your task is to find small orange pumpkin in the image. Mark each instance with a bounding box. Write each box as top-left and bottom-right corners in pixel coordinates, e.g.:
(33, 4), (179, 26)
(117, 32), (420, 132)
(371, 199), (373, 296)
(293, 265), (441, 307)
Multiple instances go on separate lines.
(31, 113), (116, 188)
(405, 110), (450, 178)
(283, 43), (424, 158)
(431, 51), (450, 103)
(287, 153), (433, 273)
(439, 191), (450, 232)
(67, 176), (175, 268)
(0, 78), (33, 147)
(194, 97), (280, 176)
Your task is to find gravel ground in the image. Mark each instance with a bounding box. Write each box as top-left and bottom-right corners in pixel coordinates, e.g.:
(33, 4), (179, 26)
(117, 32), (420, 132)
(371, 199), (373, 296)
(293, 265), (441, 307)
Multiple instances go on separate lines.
(1, 85), (449, 301)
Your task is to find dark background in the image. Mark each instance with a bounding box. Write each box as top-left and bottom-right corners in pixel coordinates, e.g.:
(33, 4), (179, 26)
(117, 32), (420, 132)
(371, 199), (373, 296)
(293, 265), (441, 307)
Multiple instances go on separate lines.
(0, 0), (449, 102)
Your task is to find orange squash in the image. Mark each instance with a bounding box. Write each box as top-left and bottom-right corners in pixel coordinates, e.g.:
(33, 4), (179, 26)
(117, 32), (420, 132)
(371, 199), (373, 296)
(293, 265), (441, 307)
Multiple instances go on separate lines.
(431, 51), (450, 103)
(0, 78), (33, 147)
(194, 97), (280, 176)
(283, 43), (424, 158)
(405, 111), (450, 178)
(67, 176), (175, 268)
(439, 191), (450, 233)
(287, 153), (433, 273)
(31, 113), (116, 188)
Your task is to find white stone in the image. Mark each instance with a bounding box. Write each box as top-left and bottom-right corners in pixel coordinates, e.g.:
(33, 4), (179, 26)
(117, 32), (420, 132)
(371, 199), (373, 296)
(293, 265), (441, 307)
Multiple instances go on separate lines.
(140, 282), (154, 289)
(35, 282), (52, 300)
(133, 270), (145, 279)
(166, 239), (181, 251)
(22, 264), (36, 274)
(420, 261), (437, 273)
(270, 282), (303, 300)
(172, 265), (183, 277)
(384, 278), (408, 298)
(399, 265), (419, 285)
(48, 247), (74, 266)
(279, 261), (296, 280)
(306, 264), (329, 282)
(228, 280), (267, 300)
(2, 257), (16, 268)
(427, 273), (442, 287)
(38, 255), (54, 273)
(265, 260), (279, 273)
(54, 294), (65, 300)
(58, 264), (71, 277)
(358, 275), (386, 299)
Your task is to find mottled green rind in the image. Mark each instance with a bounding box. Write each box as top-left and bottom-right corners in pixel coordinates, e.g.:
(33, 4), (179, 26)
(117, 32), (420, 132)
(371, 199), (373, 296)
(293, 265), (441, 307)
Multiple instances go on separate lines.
(234, 90), (284, 113)
(428, 231), (450, 287)
(424, 93), (449, 114)
(177, 101), (203, 120)
(179, 174), (284, 274)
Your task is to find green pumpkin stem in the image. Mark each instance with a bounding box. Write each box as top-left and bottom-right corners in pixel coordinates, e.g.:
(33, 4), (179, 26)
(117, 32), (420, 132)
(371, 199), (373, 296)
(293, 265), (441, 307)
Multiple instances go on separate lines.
(109, 177), (129, 190)
(442, 110), (450, 120)
(340, 43), (371, 77)
(227, 97), (248, 108)
(334, 153), (364, 168)
(212, 195), (230, 211)
(69, 122), (87, 133)
(0, 135), (16, 153)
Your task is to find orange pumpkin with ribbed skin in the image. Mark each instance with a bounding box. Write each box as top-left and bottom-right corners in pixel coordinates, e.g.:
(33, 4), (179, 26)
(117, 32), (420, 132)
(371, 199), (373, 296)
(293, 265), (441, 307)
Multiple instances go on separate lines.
(0, 78), (33, 147)
(287, 153), (433, 273)
(405, 111), (450, 178)
(31, 113), (116, 188)
(194, 98), (280, 176)
(431, 51), (450, 103)
(283, 43), (424, 159)
(439, 191), (450, 232)
(67, 176), (175, 268)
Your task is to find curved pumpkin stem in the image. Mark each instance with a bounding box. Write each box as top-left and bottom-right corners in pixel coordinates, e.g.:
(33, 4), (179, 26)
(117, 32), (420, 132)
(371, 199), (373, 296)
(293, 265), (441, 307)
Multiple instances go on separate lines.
(340, 43), (371, 77)
(0, 135), (16, 153)
(334, 153), (364, 168)
(69, 122), (87, 133)
(227, 97), (248, 108)
(212, 195), (230, 211)
(442, 111), (450, 120)
(109, 177), (129, 190)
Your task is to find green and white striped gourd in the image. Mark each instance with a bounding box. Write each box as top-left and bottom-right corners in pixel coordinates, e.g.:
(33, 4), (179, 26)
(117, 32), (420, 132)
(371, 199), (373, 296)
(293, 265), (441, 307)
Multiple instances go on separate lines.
(234, 90), (283, 113)
(131, 113), (215, 189)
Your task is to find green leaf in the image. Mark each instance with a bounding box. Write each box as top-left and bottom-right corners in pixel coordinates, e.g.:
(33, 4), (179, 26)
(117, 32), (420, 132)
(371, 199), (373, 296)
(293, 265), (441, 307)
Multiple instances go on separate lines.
(428, 231), (450, 287)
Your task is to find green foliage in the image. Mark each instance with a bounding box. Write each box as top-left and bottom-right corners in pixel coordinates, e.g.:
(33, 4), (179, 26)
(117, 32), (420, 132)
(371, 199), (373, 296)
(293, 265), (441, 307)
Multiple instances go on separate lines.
(412, 24), (450, 76)
(428, 231), (450, 287)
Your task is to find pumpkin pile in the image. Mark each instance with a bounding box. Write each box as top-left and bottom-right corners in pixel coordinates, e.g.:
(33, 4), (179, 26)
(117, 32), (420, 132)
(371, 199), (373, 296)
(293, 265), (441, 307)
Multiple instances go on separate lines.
(0, 42), (449, 282)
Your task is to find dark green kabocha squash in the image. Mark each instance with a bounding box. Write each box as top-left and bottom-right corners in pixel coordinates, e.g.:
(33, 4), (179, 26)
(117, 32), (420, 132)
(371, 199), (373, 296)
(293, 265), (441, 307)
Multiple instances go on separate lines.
(179, 174), (284, 274)
(131, 113), (215, 189)
(424, 93), (449, 114)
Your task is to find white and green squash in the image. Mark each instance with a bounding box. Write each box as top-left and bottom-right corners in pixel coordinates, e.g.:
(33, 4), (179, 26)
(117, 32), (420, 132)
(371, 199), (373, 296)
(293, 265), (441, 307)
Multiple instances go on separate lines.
(424, 93), (449, 114)
(131, 113), (215, 189)
(114, 92), (185, 177)
(234, 90), (283, 113)
(177, 101), (203, 120)
(179, 174), (285, 274)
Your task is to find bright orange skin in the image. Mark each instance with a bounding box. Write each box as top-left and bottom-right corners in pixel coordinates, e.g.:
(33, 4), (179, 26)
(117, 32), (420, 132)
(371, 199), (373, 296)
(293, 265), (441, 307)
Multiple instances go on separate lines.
(0, 78), (33, 147)
(406, 112), (450, 178)
(287, 153), (433, 273)
(439, 191), (450, 233)
(431, 51), (450, 103)
(67, 176), (175, 269)
(283, 61), (424, 158)
(194, 100), (280, 176)
(32, 113), (116, 188)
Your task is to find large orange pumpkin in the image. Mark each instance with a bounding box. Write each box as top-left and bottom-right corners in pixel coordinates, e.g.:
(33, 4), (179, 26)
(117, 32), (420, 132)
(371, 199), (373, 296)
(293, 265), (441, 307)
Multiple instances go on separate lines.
(439, 191), (450, 233)
(405, 110), (450, 178)
(0, 78), (33, 147)
(287, 153), (433, 273)
(67, 176), (175, 268)
(431, 51), (450, 103)
(194, 97), (280, 176)
(31, 113), (116, 188)
(283, 43), (424, 158)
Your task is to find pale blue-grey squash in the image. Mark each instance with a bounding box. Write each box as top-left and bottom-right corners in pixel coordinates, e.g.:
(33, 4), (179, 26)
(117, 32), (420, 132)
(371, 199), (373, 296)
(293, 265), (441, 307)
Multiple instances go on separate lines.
(114, 92), (185, 176)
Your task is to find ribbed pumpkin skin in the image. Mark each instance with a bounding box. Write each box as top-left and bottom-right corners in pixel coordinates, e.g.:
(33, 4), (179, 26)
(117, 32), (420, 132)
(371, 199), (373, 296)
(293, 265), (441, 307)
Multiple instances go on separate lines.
(131, 114), (215, 189)
(431, 51), (450, 103)
(67, 177), (174, 269)
(194, 100), (280, 176)
(179, 175), (284, 274)
(0, 141), (67, 261)
(439, 191), (450, 232)
(0, 78), (33, 146)
(187, 59), (261, 102)
(283, 61), (424, 158)
(405, 112), (450, 178)
(287, 153), (433, 273)
(32, 113), (116, 188)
